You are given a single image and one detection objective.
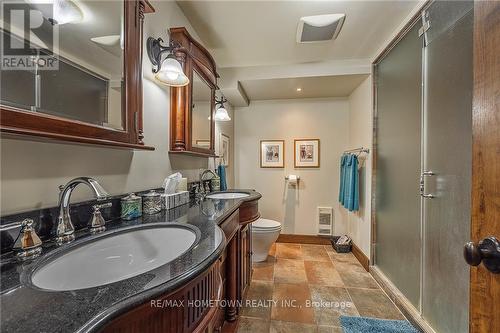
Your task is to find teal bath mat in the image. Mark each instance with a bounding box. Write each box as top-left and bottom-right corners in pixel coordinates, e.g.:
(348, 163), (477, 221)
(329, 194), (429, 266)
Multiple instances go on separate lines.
(340, 316), (419, 333)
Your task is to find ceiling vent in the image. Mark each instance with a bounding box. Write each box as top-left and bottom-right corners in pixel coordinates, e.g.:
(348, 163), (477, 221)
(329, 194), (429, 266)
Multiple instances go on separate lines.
(296, 14), (345, 43)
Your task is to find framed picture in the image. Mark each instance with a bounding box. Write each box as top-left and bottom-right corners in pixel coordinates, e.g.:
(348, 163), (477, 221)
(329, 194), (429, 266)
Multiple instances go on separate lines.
(294, 139), (320, 168)
(220, 134), (230, 166)
(260, 140), (285, 168)
(195, 140), (210, 149)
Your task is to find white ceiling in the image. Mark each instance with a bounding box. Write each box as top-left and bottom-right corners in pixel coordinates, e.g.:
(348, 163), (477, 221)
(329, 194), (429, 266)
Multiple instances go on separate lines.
(241, 74), (369, 100)
(177, 0), (419, 68)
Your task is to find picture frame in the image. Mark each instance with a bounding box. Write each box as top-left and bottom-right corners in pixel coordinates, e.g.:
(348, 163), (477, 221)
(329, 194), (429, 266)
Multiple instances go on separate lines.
(294, 139), (320, 168)
(219, 134), (230, 166)
(260, 140), (285, 168)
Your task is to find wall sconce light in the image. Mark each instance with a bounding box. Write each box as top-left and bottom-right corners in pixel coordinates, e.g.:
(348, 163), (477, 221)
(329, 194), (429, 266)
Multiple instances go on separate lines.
(214, 95), (231, 121)
(146, 37), (189, 87)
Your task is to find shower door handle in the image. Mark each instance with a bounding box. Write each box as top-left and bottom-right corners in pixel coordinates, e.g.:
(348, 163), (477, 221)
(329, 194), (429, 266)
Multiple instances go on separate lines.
(464, 237), (500, 274)
(420, 171), (435, 198)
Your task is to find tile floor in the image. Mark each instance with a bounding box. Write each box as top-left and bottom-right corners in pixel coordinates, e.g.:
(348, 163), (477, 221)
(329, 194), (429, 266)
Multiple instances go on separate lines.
(237, 243), (405, 333)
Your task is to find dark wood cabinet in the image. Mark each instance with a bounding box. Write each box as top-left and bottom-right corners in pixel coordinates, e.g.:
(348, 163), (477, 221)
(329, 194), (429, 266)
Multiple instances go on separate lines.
(103, 260), (222, 333)
(102, 196), (260, 333)
(239, 224), (252, 300)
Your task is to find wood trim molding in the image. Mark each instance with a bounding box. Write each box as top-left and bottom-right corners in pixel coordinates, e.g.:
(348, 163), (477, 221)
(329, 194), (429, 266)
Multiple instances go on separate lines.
(168, 27), (217, 156)
(277, 234), (331, 245)
(370, 266), (436, 333)
(351, 242), (370, 272)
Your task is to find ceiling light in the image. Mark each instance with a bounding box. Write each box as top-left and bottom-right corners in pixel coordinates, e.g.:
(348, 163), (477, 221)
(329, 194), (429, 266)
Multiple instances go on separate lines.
(146, 37), (189, 87)
(296, 88), (302, 92)
(50, 0), (84, 25)
(214, 95), (231, 121)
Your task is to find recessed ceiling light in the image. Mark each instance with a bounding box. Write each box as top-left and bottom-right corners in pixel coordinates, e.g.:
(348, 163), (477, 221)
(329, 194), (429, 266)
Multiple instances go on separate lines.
(296, 88), (302, 92)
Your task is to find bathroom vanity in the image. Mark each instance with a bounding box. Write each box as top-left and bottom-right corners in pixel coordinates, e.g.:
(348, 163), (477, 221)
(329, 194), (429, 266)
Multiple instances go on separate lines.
(0, 190), (261, 333)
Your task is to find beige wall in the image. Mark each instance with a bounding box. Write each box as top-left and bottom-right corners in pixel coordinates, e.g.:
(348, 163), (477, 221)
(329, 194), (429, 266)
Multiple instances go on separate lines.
(234, 98), (350, 235)
(347, 76), (373, 257)
(0, 1), (222, 215)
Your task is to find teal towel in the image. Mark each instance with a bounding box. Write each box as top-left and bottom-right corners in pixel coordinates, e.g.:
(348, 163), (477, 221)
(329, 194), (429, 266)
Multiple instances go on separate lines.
(343, 154), (359, 212)
(339, 154), (347, 204)
(217, 165), (227, 191)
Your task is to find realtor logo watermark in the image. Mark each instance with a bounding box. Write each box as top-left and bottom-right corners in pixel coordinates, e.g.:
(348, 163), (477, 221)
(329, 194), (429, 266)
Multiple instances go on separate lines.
(1, 1), (59, 70)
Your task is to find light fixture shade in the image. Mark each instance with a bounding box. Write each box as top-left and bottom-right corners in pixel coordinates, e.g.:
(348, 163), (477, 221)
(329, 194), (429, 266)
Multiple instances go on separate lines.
(155, 56), (189, 86)
(53, 0), (83, 25)
(214, 107), (231, 121)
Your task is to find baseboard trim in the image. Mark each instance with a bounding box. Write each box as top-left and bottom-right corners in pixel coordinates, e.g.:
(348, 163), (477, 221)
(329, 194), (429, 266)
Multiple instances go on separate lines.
(370, 266), (436, 333)
(276, 234), (331, 245)
(351, 242), (370, 272)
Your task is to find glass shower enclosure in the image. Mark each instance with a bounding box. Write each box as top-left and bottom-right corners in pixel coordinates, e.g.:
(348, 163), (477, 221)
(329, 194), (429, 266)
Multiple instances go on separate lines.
(374, 1), (473, 332)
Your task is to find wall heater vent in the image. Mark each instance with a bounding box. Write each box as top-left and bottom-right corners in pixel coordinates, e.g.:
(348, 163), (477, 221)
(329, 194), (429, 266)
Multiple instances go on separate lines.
(317, 207), (333, 236)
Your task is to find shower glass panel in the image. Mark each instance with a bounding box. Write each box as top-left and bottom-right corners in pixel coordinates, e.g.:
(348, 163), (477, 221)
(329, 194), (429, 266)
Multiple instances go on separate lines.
(421, 2), (473, 332)
(374, 22), (422, 308)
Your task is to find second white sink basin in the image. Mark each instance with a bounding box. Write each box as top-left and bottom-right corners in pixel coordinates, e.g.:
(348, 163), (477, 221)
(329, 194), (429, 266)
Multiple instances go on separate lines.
(206, 192), (249, 199)
(30, 224), (197, 291)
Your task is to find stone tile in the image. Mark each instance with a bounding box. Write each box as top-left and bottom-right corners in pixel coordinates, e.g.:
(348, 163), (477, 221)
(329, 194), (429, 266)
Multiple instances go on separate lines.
(347, 288), (405, 320)
(301, 245), (331, 262)
(309, 285), (359, 326)
(252, 260), (275, 281)
(317, 326), (343, 333)
(335, 261), (379, 289)
(269, 243), (277, 257)
(241, 280), (274, 319)
(238, 316), (270, 333)
(269, 320), (318, 333)
(304, 261), (344, 287)
(327, 251), (360, 264)
(276, 243), (303, 259)
(274, 258), (307, 284)
(271, 283), (315, 324)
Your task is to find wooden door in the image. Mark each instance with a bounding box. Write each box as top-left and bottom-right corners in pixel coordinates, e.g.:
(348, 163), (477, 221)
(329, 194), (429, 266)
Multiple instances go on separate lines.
(468, 1), (500, 332)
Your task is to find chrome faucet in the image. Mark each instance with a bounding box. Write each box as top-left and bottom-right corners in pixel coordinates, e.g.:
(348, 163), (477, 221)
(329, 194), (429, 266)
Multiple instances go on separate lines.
(56, 177), (109, 244)
(199, 169), (218, 196)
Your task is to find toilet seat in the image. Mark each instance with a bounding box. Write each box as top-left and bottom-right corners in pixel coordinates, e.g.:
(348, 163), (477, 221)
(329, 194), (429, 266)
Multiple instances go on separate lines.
(252, 219), (282, 233)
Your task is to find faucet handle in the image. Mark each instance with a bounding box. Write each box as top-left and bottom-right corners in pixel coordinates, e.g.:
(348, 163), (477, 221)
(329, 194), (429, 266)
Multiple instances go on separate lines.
(89, 205), (107, 234)
(13, 219), (43, 260)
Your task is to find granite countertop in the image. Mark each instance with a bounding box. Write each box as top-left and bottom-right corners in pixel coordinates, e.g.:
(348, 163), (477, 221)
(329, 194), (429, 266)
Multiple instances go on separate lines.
(0, 189), (261, 333)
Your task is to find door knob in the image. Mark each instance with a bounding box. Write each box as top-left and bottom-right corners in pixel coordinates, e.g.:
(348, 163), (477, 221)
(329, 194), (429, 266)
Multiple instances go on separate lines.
(464, 237), (500, 274)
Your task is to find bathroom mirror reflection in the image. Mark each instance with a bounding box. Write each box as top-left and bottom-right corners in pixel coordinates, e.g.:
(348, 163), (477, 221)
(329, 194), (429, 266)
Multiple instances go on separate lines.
(191, 70), (213, 149)
(0, 0), (124, 130)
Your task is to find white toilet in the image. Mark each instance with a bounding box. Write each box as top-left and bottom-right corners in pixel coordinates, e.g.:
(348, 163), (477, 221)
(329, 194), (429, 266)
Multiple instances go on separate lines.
(251, 218), (282, 262)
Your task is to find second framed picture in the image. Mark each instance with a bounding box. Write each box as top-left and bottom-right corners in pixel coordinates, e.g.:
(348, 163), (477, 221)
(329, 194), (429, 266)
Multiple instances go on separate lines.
(294, 139), (320, 168)
(260, 140), (285, 168)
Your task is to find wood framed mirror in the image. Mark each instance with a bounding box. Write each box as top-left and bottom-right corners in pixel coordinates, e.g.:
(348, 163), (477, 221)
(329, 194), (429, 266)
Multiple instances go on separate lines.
(0, 0), (154, 150)
(169, 27), (217, 157)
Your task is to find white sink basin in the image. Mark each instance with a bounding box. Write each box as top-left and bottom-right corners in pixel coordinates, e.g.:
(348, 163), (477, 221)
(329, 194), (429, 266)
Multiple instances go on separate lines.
(206, 192), (249, 199)
(31, 225), (197, 291)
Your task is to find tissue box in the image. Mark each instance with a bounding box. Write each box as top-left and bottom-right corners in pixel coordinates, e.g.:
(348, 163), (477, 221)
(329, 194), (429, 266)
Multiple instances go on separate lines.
(162, 191), (189, 210)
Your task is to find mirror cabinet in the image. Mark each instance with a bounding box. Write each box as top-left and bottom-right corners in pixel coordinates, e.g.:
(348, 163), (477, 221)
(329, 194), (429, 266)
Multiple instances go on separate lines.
(0, 0), (154, 150)
(169, 27), (218, 157)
